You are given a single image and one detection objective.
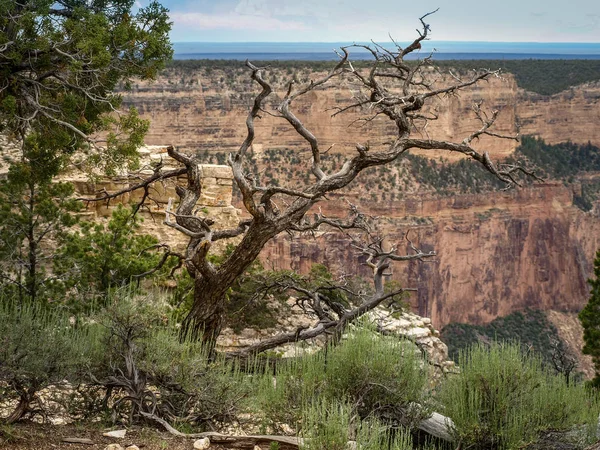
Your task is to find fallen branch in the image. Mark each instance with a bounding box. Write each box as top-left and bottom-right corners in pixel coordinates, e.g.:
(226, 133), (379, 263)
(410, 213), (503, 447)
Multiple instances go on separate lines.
(62, 437), (95, 445)
(141, 407), (455, 445)
(140, 411), (302, 447)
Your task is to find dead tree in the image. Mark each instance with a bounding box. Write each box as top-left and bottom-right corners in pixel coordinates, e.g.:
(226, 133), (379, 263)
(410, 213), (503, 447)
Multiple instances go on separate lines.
(84, 12), (537, 349)
(550, 338), (578, 385)
(224, 219), (436, 358)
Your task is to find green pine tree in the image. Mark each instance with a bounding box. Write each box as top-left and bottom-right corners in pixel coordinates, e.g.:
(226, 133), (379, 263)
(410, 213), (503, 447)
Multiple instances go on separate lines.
(579, 249), (600, 386)
(0, 134), (80, 303)
(1, 0), (172, 173)
(0, 0), (172, 305)
(55, 205), (164, 311)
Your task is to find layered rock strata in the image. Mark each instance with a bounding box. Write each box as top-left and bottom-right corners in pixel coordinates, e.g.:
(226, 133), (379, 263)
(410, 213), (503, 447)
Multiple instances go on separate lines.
(122, 69), (600, 158)
(261, 182), (600, 330)
(61, 146), (241, 253)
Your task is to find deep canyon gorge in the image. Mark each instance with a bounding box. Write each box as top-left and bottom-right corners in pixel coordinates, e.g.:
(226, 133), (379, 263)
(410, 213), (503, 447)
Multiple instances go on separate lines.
(118, 65), (600, 327)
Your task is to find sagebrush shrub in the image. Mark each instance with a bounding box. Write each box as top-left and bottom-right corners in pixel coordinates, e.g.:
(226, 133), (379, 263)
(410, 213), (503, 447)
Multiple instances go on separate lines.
(253, 324), (429, 433)
(0, 300), (99, 423)
(439, 342), (599, 449)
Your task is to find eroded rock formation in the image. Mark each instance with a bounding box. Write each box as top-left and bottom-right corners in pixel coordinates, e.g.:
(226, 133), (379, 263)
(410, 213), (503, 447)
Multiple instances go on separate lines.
(62, 146), (241, 253)
(122, 69), (600, 158)
(261, 183), (600, 330)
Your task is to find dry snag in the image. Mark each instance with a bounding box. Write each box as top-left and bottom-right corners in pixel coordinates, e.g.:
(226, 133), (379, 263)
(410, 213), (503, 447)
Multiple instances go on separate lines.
(83, 12), (536, 351)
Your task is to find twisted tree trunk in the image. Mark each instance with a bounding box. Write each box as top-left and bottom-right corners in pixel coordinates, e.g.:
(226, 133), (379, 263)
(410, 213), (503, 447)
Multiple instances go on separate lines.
(182, 277), (228, 345)
(180, 222), (277, 347)
(4, 388), (35, 424)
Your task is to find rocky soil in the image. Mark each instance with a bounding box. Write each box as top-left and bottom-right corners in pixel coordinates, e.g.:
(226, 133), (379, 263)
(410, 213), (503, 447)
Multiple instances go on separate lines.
(0, 423), (228, 450)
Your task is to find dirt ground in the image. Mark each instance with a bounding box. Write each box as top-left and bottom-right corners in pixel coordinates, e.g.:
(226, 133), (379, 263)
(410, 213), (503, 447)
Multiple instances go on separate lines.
(0, 422), (235, 450)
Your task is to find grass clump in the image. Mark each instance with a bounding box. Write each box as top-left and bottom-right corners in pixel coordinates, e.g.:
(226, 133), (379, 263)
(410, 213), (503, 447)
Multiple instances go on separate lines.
(253, 324), (429, 434)
(300, 399), (352, 450)
(439, 342), (600, 449)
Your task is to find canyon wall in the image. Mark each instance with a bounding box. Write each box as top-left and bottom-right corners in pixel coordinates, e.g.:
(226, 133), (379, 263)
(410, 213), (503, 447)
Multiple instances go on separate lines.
(115, 66), (600, 331)
(121, 69), (600, 159)
(261, 183), (600, 329)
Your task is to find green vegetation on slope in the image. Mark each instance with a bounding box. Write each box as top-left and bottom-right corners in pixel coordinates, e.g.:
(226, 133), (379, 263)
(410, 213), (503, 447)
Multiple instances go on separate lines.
(518, 136), (600, 178)
(167, 59), (600, 96)
(440, 309), (565, 368)
(435, 59), (600, 96)
(406, 136), (600, 198)
(406, 153), (508, 195)
(201, 137), (600, 212)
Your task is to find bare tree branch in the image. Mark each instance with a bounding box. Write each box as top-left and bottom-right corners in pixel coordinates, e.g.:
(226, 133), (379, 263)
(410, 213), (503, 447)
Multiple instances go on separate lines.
(82, 14), (538, 349)
(225, 289), (404, 360)
(77, 167), (186, 203)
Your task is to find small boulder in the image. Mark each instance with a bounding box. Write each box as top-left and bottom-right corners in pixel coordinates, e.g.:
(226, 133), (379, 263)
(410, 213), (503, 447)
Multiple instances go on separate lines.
(193, 437), (211, 449)
(104, 445), (124, 450)
(125, 446), (140, 450)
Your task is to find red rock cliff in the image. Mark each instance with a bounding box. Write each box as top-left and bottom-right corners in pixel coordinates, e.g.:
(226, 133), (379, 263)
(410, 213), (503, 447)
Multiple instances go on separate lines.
(119, 67), (600, 330)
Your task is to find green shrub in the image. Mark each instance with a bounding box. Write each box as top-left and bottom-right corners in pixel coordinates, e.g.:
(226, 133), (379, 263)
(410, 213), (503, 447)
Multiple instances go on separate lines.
(0, 300), (100, 423)
(439, 343), (599, 449)
(298, 399), (415, 450)
(300, 399), (351, 450)
(253, 324), (429, 433)
(253, 350), (325, 433)
(323, 326), (429, 424)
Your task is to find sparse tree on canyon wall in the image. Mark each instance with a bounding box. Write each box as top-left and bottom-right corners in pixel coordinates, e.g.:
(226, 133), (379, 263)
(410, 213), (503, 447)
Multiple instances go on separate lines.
(85, 12), (537, 351)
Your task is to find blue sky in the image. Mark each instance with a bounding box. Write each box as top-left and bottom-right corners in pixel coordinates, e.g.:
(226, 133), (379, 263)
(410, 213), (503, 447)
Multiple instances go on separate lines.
(144, 0), (600, 43)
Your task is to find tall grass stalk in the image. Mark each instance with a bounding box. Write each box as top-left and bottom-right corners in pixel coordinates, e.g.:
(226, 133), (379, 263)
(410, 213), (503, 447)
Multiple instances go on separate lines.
(251, 324), (429, 434)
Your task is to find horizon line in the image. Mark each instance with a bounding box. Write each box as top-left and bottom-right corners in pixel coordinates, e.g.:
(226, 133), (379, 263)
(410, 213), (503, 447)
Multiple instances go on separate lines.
(172, 40), (600, 45)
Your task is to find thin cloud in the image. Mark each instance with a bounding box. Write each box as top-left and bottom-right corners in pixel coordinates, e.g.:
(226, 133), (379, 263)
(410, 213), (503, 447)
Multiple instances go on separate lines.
(169, 11), (307, 31)
(556, 14), (600, 34)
